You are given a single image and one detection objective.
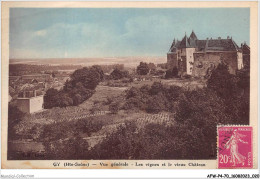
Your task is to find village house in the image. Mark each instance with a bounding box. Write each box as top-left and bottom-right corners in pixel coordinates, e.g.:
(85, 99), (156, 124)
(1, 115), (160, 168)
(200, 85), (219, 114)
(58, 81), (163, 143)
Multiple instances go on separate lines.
(167, 31), (250, 77)
(16, 90), (44, 113)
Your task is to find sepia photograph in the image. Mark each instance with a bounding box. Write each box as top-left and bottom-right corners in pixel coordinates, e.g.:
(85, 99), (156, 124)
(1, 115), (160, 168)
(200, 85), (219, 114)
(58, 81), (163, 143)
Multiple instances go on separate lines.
(1, 1), (258, 171)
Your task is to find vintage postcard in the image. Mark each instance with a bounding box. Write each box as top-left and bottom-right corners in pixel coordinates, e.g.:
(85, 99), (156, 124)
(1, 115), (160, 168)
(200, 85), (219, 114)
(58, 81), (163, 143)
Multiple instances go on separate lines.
(1, 1), (258, 169)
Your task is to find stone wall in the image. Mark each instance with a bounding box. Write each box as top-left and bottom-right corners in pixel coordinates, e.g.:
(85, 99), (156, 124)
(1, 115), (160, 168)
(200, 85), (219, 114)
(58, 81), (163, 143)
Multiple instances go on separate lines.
(16, 99), (30, 113)
(186, 48), (196, 75)
(193, 51), (238, 77)
(243, 54), (250, 70)
(29, 96), (44, 113)
(167, 52), (178, 69)
(237, 52), (243, 70)
(193, 53), (221, 77)
(178, 56), (187, 76)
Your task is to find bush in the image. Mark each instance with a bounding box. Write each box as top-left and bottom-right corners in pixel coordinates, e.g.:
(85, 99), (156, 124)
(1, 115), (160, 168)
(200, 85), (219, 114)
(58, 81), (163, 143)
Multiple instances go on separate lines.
(150, 82), (163, 95)
(165, 67), (178, 79)
(44, 88), (59, 109)
(8, 104), (25, 140)
(42, 117), (103, 159)
(124, 82), (182, 113)
(43, 135), (90, 160)
(109, 102), (119, 114)
(70, 66), (103, 90)
(110, 69), (129, 80)
(89, 120), (217, 159)
(207, 63), (236, 99)
(44, 66), (102, 109)
(137, 62), (150, 75)
(146, 94), (168, 113)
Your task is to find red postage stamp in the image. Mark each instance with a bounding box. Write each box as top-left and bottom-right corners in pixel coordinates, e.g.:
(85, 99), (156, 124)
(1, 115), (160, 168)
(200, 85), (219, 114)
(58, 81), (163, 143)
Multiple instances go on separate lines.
(217, 126), (253, 169)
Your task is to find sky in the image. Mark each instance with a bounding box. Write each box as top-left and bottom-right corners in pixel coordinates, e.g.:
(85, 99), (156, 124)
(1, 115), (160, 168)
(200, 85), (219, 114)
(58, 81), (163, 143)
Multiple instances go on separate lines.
(10, 8), (249, 59)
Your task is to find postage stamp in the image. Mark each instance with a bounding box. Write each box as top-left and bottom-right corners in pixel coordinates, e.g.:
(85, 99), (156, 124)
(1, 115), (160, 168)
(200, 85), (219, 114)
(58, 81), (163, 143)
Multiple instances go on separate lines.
(217, 126), (253, 169)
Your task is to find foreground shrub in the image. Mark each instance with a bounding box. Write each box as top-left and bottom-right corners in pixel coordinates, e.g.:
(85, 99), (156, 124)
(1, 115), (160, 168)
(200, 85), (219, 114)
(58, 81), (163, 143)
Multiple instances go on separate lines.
(109, 102), (120, 114)
(8, 104), (25, 140)
(44, 66), (103, 108)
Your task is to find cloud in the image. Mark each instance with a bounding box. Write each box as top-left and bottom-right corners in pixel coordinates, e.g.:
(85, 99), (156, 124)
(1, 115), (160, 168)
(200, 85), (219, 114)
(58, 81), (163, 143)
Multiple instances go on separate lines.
(9, 9), (249, 59)
(34, 30), (46, 36)
(8, 15), (205, 58)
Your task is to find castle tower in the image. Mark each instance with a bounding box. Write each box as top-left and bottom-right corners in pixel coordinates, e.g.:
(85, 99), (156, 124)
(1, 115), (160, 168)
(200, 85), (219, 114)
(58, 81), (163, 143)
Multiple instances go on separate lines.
(178, 32), (196, 75)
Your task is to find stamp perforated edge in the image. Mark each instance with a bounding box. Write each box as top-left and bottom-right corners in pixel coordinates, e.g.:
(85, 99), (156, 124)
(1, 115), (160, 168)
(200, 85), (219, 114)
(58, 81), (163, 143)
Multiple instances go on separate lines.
(216, 125), (253, 169)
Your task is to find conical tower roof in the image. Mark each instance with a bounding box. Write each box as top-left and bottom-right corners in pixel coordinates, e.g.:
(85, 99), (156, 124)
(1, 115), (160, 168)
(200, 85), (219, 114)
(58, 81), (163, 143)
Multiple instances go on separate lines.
(189, 30), (198, 40)
(188, 30), (198, 47)
(169, 38), (177, 52)
(179, 33), (191, 48)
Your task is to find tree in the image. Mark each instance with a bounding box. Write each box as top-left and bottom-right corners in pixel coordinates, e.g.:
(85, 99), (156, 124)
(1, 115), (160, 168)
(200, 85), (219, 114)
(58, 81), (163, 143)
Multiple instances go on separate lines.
(43, 135), (90, 159)
(8, 104), (25, 140)
(207, 63), (236, 99)
(110, 69), (129, 80)
(150, 82), (164, 95)
(165, 67), (178, 79)
(91, 65), (104, 81)
(137, 62), (150, 75)
(109, 102), (119, 114)
(70, 66), (102, 90)
(146, 94), (168, 113)
(44, 66), (102, 109)
(44, 88), (59, 109)
(148, 63), (156, 70)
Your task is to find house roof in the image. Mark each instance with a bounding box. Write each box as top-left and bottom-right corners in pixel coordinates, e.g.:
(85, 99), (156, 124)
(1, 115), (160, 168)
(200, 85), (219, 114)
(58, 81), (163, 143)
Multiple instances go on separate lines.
(169, 31), (241, 52)
(188, 31), (198, 47)
(189, 30), (198, 40)
(241, 43), (250, 54)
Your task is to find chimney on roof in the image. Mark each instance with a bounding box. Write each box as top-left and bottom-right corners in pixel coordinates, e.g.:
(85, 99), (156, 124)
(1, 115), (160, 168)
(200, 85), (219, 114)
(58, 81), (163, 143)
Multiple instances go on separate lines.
(227, 36), (230, 39)
(210, 37), (212, 40)
(218, 37), (221, 40)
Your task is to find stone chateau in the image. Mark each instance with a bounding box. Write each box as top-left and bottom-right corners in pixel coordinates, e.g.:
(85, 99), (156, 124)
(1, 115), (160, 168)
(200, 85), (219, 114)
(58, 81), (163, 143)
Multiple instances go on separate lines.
(167, 31), (250, 77)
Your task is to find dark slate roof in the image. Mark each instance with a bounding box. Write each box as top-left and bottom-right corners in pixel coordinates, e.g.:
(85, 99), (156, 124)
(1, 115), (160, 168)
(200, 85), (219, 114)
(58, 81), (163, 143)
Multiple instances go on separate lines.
(205, 39), (239, 51)
(196, 40), (207, 51)
(168, 39), (180, 52)
(188, 31), (198, 47)
(169, 31), (241, 52)
(188, 37), (197, 47)
(179, 35), (191, 48)
(189, 31), (198, 40)
(241, 43), (250, 54)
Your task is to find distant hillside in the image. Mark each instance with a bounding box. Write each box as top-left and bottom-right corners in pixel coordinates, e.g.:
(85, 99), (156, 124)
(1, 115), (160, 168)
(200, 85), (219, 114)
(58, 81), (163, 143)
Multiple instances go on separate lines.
(9, 57), (167, 68)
